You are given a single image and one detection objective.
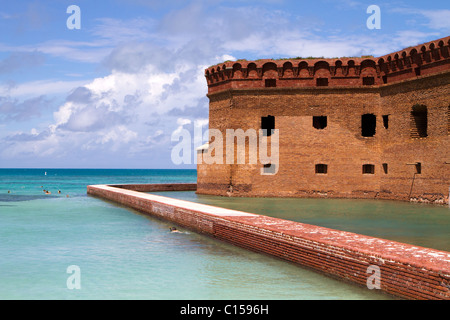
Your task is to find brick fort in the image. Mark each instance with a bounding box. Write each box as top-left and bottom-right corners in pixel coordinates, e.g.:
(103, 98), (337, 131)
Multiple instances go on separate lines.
(197, 36), (450, 205)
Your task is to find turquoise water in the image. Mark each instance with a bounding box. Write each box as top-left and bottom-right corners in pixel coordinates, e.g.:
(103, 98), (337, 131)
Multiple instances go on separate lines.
(152, 191), (450, 252)
(0, 169), (408, 300)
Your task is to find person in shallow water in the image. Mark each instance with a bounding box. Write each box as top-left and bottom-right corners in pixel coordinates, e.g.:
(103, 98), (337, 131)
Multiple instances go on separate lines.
(170, 227), (181, 233)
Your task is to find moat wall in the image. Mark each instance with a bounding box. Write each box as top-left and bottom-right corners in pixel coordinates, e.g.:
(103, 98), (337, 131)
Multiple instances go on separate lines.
(87, 183), (450, 300)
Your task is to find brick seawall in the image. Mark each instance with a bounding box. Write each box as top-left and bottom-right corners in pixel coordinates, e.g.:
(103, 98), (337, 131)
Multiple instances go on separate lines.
(87, 183), (450, 300)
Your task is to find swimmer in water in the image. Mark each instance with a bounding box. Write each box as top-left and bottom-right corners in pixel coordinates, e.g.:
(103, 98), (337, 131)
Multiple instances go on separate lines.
(169, 227), (181, 233)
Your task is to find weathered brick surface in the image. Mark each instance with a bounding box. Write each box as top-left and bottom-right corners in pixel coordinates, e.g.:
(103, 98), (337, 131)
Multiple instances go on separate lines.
(198, 36), (450, 205)
(113, 183), (197, 192)
(87, 184), (450, 300)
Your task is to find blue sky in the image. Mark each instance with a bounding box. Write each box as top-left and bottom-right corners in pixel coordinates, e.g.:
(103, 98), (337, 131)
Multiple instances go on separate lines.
(0, 0), (449, 168)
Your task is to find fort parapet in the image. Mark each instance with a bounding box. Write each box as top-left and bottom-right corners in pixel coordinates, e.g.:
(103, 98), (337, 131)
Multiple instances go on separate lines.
(205, 36), (450, 92)
(198, 36), (450, 204)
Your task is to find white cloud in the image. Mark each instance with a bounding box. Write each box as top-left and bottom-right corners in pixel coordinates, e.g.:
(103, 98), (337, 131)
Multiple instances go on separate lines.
(171, 118), (192, 137)
(393, 30), (441, 48)
(177, 118), (192, 126)
(0, 40), (111, 64)
(1, 131), (60, 159)
(0, 79), (89, 100)
(2, 47), (209, 162)
(420, 9), (450, 30)
(390, 7), (450, 33)
(97, 125), (138, 145)
(195, 118), (209, 127)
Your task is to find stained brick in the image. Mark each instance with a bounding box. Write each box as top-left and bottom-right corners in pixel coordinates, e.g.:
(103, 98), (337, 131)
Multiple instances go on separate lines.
(199, 36), (450, 205)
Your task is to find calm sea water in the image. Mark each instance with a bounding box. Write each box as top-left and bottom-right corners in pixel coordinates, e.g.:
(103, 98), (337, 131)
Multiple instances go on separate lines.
(2, 168), (445, 300)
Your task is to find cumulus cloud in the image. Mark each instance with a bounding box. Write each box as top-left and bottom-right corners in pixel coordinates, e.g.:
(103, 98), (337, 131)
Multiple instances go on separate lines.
(65, 86), (94, 104)
(1, 52), (212, 164)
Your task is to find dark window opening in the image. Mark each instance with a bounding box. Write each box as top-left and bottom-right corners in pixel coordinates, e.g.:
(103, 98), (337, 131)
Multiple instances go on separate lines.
(410, 105), (428, 138)
(263, 163), (276, 174)
(362, 164), (375, 174)
(382, 115), (389, 129)
(415, 67), (421, 76)
(261, 115), (275, 137)
(316, 78), (328, 87)
(363, 77), (375, 86)
(382, 75), (388, 84)
(315, 164), (328, 174)
(382, 163), (388, 174)
(361, 114), (376, 137)
(415, 162), (422, 174)
(265, 79), (276, 87)
(313, 116), (327, 130)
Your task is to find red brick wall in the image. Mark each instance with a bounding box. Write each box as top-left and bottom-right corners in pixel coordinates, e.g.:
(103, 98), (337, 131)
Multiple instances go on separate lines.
(198, 36), (450, 205)
(113, 183), (197, 192)
(87, 184), (450, 300)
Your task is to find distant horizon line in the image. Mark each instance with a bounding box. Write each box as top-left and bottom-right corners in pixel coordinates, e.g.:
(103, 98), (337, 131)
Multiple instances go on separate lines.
(0, 167), (197, 170)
